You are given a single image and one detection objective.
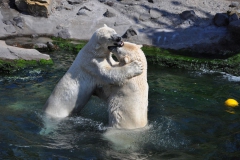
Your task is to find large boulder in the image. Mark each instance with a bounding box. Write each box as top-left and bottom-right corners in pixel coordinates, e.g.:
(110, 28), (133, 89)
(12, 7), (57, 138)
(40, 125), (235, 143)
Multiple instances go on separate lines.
(180, 10), (196, 20)
(0, 40), (50, 60)
(122, 27), (137, 39)
(15, 0), (52, 18)
(213, 13), (229, 27)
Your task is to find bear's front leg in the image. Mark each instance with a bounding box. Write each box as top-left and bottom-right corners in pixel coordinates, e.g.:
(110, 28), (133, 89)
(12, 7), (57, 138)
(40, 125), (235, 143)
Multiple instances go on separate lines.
(94, 58), (143, 85)
(108, 53), (119, 67)
(83, 58), (143, 85)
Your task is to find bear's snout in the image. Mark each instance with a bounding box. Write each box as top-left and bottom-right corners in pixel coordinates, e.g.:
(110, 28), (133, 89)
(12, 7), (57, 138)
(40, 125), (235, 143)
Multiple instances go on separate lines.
(116, 36), (121, 42)
(110, 34), (124, 47)
(111, 34), (122, 42)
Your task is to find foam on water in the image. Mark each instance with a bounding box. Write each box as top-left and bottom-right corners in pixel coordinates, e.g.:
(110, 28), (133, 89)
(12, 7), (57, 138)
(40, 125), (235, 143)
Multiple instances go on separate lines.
(193, 69), (240, 82)
(222, 73), (240, 82)
(103, 116), (190, 153)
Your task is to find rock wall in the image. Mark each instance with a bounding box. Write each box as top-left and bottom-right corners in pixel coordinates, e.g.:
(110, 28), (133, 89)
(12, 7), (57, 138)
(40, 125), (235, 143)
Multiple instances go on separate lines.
(0, 0), (240, 56)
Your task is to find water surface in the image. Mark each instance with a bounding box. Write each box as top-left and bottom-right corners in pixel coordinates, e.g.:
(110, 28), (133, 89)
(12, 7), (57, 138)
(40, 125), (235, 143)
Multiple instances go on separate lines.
(0, 50), (240, 159)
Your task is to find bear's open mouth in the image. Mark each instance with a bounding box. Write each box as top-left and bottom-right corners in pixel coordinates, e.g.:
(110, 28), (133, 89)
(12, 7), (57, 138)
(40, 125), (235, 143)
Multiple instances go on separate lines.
(114, 41), (124, 47)
(108, 46), (117, 51)
(108, 41), (124, 49)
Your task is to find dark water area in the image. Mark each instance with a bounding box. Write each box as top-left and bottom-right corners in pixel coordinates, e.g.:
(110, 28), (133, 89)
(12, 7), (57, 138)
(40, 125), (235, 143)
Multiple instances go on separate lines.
(0, 49), (240, 160)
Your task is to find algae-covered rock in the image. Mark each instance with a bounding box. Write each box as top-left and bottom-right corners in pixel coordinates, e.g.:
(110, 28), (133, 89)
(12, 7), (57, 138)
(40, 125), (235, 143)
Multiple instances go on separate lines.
(142, 45), (240, 76)
(0, 40), (50, 60)
(0, 40), (53, 72)
(50, 38), (240, 76)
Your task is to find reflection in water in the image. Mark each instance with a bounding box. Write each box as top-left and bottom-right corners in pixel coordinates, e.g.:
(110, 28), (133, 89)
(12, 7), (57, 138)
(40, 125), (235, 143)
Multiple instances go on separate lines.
(1, 50), (240, 159)
(103, 126), (151, 151)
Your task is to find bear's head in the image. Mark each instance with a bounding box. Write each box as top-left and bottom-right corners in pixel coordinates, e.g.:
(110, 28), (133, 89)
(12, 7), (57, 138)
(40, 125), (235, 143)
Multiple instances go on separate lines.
(108, 42), (143, 65)
(93, 24), (124, 54)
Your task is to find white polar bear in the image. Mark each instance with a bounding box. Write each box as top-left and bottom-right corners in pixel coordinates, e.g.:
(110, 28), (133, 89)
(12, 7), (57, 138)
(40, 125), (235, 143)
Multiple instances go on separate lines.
(43, 25), (143, 118)
(96, 42), (149, 129)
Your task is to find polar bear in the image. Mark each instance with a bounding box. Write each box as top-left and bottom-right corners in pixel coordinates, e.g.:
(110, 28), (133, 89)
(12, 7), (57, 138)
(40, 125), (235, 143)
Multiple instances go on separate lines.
(43, 25), (143, 118)
(95, 42), (148, 129)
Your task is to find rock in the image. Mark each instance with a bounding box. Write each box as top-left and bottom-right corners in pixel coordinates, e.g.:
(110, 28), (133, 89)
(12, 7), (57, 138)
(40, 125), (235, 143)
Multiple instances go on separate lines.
(79, 6), (91, 11)
(229, 2), (239, 8)
(4, 25), (16, 33)
(56, 25), (64, 30)
(13, 17), (24, 29)
(148, 0), (154, 3)
(180, 10), (196, 20)
(46, 42), (55, 50)
(31, 34), (39, 38)
(150, 8), (161, 19)
(34, 43), (48, 50)
(77, 6), (91, 15)
(67, 0), (83, 5)
(15, 0), (28, 12)
(122, 27), (137, 38)
(77, 9), (88, 16)
(77, 9), (85, 15)
(104, 1), (114, 6)
(139, 13), (151, 21)
(0, 40), (50, 60)
(55, 29), (71, 39)
(179, 19), (195, 28)
(2, 20), (13, 25)
(103, 9), (115, 17)
(228, 20), (240, 34)
(0, 0), (238, 57)
(229, 13), (239, 22)
(56, 6), (63, 11)
(213, 13), (229, 26)
(34, 42), (56, 51)
(15, 0), (53, 18)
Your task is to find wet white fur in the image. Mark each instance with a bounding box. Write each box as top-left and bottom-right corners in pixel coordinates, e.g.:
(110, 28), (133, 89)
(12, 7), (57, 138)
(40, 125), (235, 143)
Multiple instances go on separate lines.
(97, 42), (148, 129)
(43, 25), (143, 118)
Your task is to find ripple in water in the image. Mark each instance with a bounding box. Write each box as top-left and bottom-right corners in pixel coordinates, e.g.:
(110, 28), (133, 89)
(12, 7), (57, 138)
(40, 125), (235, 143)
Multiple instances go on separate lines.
(1, 53), (240, 159)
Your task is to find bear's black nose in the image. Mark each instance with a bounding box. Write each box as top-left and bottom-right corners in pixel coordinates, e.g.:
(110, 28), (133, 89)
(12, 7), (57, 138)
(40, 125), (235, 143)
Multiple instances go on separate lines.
(116, 36), (121, 42)
(112, 34), (122, 42)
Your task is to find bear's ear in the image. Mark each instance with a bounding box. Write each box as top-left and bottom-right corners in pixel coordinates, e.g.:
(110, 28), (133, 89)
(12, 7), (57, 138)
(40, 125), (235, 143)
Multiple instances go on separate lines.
(104, 24), (108, 27)
(137, 44), (143, 48)
(95, 43), (101, 50)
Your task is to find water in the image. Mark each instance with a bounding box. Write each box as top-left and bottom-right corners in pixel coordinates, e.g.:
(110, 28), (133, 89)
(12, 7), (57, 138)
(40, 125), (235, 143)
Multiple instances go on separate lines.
(1, 50), (240, 160)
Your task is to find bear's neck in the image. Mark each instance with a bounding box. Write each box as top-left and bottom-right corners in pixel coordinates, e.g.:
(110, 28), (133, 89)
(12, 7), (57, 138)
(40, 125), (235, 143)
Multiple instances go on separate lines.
(81, 35), (109, 57)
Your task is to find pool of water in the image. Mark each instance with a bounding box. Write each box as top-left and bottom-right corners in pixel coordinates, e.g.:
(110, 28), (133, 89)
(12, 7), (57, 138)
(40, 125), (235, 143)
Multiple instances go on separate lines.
(1, 49), (240, 160)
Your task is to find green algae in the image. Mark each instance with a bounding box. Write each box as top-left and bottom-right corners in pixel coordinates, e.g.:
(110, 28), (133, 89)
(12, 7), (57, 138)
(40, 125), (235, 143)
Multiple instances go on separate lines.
(0, 59), (53, 73)
(51, 38), (240, 75)
(2, 36), (240, 75)
(142, 45), (240, 75)
(51, 37), (87, 54)
(0, 36), (84, 73)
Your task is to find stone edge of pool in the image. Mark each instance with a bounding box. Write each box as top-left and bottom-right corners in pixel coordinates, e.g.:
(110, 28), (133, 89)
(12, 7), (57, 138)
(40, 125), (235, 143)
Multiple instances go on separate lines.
(1, 37), (240, 76)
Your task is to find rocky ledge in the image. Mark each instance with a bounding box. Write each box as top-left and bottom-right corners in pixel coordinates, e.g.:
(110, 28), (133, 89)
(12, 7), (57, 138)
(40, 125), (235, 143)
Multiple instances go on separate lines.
(0, 39), (52, 73)
(0, 0), (240, 73)
(0, 40), (50, 61)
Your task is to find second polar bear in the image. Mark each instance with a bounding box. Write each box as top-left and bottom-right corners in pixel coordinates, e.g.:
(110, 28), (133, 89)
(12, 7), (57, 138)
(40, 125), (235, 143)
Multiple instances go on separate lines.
(44, 25), (143, 118)
(96, 42), (148, 129)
